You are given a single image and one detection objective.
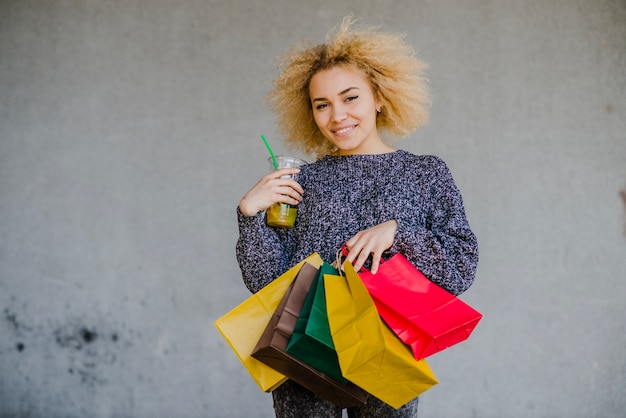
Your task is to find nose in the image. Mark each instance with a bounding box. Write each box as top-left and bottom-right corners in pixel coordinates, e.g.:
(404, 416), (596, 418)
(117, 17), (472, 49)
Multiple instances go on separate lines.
(331, 106), (347, 122)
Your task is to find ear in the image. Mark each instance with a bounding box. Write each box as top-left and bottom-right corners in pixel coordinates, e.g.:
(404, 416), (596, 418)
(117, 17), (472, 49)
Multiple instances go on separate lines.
(374, 92), (384, 112)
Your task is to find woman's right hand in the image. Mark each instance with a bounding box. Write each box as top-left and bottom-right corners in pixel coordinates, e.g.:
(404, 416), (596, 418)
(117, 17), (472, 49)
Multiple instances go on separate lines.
(238, 168), (303, 217)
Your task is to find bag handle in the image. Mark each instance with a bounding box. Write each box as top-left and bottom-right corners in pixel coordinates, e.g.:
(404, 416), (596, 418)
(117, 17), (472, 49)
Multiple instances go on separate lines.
(332, 243), (386, 274)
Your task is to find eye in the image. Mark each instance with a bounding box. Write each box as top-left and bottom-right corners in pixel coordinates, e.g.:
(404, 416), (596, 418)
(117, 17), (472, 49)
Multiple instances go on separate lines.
(315, 103), (329, 110)
(345, 95), (358, 102)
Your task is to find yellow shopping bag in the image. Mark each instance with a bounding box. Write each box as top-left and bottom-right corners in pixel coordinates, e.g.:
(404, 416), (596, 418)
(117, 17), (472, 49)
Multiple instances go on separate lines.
(324, 262), (439, 409)
(214, 253), (324, 392)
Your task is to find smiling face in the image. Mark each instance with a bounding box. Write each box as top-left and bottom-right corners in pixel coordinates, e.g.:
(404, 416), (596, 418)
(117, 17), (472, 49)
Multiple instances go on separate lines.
(309, 66), (391, 156)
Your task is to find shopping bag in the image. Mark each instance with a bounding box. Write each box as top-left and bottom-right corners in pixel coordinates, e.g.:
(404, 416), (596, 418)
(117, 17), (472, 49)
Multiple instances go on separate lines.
(214, 253), (323, 392)
(325, 261), (438, 409)
(252, 262), (368, 408)
(356, 251), (482, 360)
(286, 262), (345, 383)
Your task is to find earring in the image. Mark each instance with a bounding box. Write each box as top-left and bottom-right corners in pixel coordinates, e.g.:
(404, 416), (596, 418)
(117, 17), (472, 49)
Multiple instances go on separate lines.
(376, 106), (382, 113)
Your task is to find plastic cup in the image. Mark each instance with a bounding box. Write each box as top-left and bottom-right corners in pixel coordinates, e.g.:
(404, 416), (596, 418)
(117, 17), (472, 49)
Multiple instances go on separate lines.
(266, 156), (307, 228)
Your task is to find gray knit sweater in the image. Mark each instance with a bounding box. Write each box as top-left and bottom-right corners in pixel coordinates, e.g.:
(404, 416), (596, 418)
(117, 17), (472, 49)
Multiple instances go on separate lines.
(236, 150), (478, 296)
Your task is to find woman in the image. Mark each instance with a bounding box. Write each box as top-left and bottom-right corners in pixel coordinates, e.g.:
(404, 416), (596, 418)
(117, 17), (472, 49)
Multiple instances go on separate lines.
(236, 16), (478, 418)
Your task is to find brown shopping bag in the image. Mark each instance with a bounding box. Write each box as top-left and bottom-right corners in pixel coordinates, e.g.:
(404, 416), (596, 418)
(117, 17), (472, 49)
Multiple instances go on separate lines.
(252, 261), (368, 408)
(214, 253), (323, 392)
(325, 261), (439, 409)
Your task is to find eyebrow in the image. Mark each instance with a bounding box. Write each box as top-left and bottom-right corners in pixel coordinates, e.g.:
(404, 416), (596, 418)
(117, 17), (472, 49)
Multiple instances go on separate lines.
(312, 86), (360, 103)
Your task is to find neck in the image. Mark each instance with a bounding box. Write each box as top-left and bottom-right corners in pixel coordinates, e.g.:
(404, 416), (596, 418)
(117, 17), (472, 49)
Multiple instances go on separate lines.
(334, 145), (396, 156)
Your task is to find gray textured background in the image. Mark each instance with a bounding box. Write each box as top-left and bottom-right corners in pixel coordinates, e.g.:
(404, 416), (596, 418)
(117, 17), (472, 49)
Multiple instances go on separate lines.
(1, 1), (625, 417)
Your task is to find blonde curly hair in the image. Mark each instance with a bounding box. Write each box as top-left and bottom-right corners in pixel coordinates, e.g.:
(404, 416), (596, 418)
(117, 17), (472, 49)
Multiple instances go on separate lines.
(267, 16), (431, 158)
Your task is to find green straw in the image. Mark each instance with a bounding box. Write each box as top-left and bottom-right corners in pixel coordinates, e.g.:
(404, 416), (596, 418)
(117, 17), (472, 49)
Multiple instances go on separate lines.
(261, 134), (278, 170)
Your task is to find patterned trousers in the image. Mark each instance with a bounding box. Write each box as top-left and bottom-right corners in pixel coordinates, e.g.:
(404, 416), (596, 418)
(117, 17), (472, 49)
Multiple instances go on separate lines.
(272, 380), (419, 418)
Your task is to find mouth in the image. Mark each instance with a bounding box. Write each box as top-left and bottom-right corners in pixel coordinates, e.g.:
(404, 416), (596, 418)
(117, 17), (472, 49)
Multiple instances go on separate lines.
(332, 125), (357, 136)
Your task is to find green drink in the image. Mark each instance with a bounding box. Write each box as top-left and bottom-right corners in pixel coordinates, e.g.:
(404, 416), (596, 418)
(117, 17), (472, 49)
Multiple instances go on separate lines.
(266, 156), (307, 228)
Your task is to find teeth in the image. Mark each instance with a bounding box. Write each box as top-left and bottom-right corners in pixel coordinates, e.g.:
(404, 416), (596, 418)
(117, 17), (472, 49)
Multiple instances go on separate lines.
(335, 126), (353, 134)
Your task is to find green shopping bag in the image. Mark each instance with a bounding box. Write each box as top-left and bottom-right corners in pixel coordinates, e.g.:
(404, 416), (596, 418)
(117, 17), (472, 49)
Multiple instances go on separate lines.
(286, 262), (345, 383)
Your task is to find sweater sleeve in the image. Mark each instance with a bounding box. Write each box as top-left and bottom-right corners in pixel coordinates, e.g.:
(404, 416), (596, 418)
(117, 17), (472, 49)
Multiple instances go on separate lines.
(235, 207), (295, 293)
(390, 157), (479, 296)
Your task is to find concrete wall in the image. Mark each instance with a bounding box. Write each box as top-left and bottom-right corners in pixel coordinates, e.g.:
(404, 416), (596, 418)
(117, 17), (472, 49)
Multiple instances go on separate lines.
(1, 1), (625, 417)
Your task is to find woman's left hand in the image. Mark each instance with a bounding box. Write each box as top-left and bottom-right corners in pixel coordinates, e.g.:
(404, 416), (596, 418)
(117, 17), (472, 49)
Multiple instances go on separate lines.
(344, 219), (398, 274)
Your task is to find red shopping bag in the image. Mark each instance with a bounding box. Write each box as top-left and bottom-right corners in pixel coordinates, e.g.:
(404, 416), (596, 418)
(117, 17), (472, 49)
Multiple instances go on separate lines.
(343, 246), (482, 360)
